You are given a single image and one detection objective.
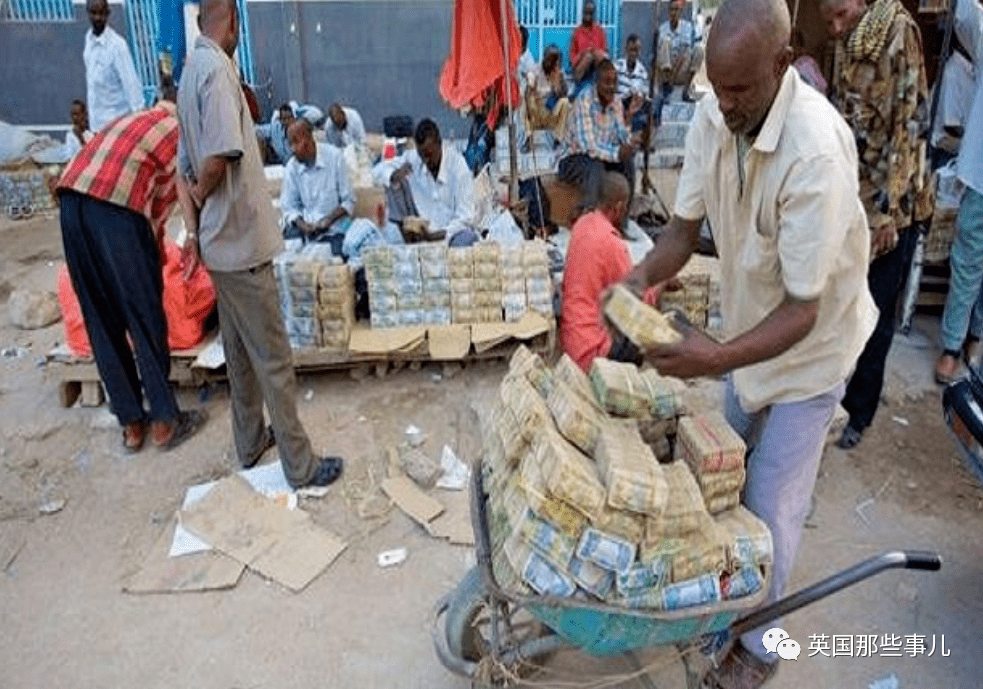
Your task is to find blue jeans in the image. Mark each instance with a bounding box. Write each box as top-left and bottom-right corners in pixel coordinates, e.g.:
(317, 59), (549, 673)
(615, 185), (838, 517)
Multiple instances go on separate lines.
(941, 187), (983, 351)
(725, 378), (845, 662)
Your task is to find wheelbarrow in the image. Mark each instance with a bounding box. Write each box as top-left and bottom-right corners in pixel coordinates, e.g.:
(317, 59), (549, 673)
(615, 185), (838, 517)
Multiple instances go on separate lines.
(943, 365), (983, 487)
(432, 459), (942, 688)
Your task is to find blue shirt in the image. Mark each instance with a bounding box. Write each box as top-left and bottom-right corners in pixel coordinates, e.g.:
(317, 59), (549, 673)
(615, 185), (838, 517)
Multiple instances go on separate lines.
(279, 143), (355, 234)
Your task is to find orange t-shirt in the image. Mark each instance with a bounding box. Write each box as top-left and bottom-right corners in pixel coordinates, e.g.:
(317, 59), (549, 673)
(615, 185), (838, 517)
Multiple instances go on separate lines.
(560, 210), (631, 371)
(570, 24), (608, 69)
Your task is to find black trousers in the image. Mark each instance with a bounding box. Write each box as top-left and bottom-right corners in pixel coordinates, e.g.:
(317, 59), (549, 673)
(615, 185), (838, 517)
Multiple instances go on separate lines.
(842, 226), (918, 432)
(59, 190), (178, 426)
(558, 153), (635, 211)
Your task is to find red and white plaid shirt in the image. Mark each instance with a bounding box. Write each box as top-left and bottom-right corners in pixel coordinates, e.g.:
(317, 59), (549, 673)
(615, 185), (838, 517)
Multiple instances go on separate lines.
(58, 101), (178, 239)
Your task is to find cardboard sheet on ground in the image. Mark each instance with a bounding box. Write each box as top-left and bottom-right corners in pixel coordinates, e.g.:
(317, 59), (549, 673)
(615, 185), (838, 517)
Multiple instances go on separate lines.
(171, 461), (295, 557)
(348, 325), (427, 356)
(425, 490), (475, 545)
(471, 312), (551, 353)
(124, 519), (244, 594)
(427, 325), (471, 360)
(179, 475), (347, 592)
(381, 476), (445, 525)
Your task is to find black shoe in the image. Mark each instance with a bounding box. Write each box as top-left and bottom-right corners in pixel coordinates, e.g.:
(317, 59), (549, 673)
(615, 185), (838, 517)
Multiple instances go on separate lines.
(305, 456), (344, 488)
(242, 425), (276, 469)
(836, 425), (863, 450)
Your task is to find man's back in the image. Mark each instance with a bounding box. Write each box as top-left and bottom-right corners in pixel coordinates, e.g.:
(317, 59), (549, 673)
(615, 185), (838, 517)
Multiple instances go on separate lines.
(178, 35), (281, 273)
(561, 210), (631, 371)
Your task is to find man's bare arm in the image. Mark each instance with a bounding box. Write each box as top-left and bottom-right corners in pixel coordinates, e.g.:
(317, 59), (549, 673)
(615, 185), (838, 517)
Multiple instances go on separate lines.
(190, 155), (229, 207)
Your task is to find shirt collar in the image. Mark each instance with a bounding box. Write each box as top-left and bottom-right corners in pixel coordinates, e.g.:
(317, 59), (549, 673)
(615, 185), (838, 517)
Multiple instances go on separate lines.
(87, 27), (111, 46)
(707, 67), (797, 154)
(416, 148), (447, 183)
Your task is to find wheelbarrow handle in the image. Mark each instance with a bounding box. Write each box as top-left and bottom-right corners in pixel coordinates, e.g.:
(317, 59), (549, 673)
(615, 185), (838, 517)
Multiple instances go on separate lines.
(729, 550), (942, 638)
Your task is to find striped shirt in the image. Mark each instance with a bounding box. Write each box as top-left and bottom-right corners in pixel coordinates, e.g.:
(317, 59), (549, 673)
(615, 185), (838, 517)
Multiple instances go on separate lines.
(58, 101), (178, 240)
(559, 86), (631, 162)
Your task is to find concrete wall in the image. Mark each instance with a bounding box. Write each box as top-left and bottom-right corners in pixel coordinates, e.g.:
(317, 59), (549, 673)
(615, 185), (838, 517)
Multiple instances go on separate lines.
(0, 5), (118, 125)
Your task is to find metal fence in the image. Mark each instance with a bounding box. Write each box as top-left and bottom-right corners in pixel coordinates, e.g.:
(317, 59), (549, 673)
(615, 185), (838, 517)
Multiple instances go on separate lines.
(4, 0), (73, 22)
(514, 0), (621, 69)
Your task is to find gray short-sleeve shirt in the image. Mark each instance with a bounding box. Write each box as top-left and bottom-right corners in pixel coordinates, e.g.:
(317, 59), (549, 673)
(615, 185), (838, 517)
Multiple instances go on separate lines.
(177, 36), (282, 272)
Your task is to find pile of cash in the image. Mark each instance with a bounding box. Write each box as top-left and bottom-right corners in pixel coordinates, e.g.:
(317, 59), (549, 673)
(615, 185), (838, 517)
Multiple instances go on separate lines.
(590, 358), (685, 419)
(362, 245), (399, 328)
(523, 241), (554, 318)
(274, 257), (322, 349)
(419, 243), (452, 325)
(603, 284), (682, 350)
(676, 413), (747, 514)
(317, 263), (355, 351)
(448, 246), (477, 324)
(501, 243), (528, 322)
(483, 348), (772, 613)
(472, 242), (504, 323)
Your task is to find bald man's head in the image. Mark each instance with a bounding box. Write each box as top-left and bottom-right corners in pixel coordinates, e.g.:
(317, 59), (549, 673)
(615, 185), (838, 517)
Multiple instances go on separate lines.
(199, 0), (239, 56)
(598, 172), (630, 230)
(706, 0), (792, 134)
(287, 119), (316, 165)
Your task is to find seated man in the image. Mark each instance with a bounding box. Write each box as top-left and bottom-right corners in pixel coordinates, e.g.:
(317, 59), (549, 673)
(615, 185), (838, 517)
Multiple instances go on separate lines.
(557, 59), (640, 212)
(256, 102), (295, 165)
(615, 34), (650, 132)
(325, 103), (366, 149)
(655, 0), (704, 102)
(371, 119), (477, 246)
(570, 0), (609, 93)
(526, 44), (570, 136)
(280, 119), (355, 256)
(561, 172), (645, 371)
(64, 99), (94, 161)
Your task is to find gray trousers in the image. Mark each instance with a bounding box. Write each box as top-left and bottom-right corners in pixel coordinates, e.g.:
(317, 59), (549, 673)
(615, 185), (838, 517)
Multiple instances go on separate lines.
(210, 264), (317, 487)
(724, 377), (844, 661)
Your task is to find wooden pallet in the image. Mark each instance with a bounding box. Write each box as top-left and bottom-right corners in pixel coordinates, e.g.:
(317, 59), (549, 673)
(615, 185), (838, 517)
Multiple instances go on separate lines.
(49, 327), (555, 408)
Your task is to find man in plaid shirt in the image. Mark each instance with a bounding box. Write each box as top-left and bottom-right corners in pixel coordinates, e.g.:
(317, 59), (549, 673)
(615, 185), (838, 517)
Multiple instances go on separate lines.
(557, 59), (641, 212)
(56, 90), (207, 453)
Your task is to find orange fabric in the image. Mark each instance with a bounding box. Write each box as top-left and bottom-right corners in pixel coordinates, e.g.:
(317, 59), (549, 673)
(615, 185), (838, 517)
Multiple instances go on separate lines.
(560, 210), (632, 372)
(439, 0), (521, 128)
(58, 239), (216, 357)
(570, 25), (608, 69)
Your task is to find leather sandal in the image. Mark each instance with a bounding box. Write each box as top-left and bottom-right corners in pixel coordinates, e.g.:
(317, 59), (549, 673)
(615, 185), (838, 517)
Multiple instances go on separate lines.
(703, 642), (779, 689)
(122, 421), (146, 454)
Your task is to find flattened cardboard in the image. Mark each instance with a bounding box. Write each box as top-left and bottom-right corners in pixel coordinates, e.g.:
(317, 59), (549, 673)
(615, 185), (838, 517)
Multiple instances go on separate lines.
(427, 324), (471, 360)
(179, 476), (347, 592)
(471, 322), (513, 353)
(381, 476), (445, 524)
(509, 311), (551, 340)
(124, 519), (245, 594)
(348, 325), (427, 355)
(425, 490), (475, 545)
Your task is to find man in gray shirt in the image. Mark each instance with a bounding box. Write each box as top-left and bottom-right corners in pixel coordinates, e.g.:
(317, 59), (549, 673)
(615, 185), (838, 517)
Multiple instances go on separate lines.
(177, 0), (342, 489)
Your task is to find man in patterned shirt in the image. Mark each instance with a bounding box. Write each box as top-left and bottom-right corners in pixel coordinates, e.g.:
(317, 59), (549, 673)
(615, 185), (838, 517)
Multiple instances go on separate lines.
(557, 59), (641, 212)
(821, 0), (934, 448)
(56, 92), (207, 453)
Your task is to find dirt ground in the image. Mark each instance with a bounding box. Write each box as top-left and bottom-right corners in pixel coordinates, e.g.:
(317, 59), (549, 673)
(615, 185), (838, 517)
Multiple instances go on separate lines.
(2, 213), (982, 689)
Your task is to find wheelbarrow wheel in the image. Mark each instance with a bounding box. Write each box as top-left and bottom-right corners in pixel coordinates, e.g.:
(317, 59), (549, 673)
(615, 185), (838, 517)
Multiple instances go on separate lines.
(446, 565), (488, 662)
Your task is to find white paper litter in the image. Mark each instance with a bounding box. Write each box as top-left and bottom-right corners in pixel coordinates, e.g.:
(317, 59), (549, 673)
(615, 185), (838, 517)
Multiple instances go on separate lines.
(377, 548), (408, 568)
(436, 444), (470, 490)
(193, 334), (226, 370)
(170, 461), (295, 557)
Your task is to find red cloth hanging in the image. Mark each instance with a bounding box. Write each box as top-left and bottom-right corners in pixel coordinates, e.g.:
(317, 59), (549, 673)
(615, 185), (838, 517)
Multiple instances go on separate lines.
(439, 0), (522, 128)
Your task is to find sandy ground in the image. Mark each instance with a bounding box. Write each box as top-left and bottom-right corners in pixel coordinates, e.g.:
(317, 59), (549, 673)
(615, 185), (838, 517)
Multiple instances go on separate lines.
(1, 212), (982, 689)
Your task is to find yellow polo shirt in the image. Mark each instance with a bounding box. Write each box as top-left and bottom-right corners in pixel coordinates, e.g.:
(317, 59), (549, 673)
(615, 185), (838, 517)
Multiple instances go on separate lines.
(675, 69), (877, 412)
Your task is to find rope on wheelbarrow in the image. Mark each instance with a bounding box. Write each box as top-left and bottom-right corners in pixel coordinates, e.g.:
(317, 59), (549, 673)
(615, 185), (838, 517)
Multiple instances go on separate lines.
(477, 640), (706, 689)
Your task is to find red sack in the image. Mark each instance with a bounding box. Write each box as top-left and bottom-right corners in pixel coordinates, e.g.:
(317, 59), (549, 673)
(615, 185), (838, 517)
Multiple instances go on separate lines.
(57, 239), (216, 356)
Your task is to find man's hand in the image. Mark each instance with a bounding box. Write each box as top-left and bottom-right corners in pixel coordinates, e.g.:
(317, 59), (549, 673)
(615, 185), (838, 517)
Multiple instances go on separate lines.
(296, 219), (317, 237)
(871, 221), (898, 259)
(181, 236), (201, 281)
(618, 142), (637, 162)
(644, 322), (724, 379)
(627, 93), (644, 118)
(390, 163), (412, 186)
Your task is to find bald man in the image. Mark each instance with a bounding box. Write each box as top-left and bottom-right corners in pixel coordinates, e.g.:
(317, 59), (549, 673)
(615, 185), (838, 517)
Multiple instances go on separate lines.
(620, 0), (875, 685)
(177, 0), (343, 490)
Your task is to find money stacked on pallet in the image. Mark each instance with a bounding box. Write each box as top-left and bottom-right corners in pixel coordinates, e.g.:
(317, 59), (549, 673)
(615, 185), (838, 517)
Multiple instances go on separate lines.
(472, 242), (504, 323)
(418, 243), (451, 325)
(483, 348), (772, 612)
(523, 241), (553, 318)
(448, 247), (476, 325)
(676, 412), (747, 515)
(501, 244), (528, 322)
(392, 245), (424, 326)
(317, 263), (355, 351)
(275, 258), (322, 349)
(362, 245), (399, 328)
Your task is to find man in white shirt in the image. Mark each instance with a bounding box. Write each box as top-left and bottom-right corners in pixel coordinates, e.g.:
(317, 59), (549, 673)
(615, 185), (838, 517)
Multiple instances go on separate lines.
(325, 104), (366, 149)
(937, 0), (983, 382)
(371, 119), (477, 246)
(518, 26), (538, 80)
(83, 0), (144, 132)
(63, 99), (94, 161)
(621, 0), (875, 685)
(655, 0), (703, 101)
(615, 34), (649, 131)
(280, 120), (355, 255)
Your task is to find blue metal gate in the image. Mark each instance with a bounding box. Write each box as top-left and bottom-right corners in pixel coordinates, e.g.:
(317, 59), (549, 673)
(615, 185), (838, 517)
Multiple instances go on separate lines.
(515, 0), (621, 71)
